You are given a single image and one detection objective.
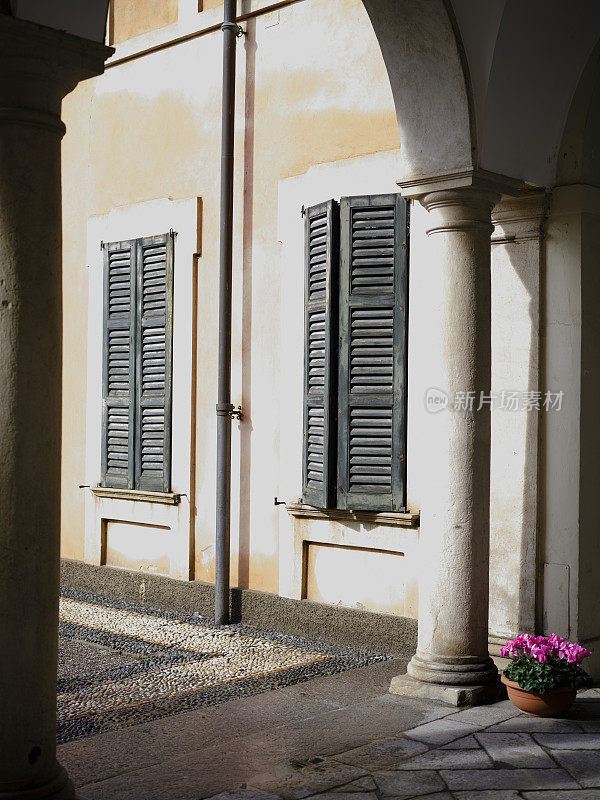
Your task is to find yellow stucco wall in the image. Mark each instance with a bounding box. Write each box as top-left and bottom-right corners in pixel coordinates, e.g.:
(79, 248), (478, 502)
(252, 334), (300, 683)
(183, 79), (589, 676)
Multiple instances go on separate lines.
(61, 0), (402, 602)
(109, 0), (179, 45)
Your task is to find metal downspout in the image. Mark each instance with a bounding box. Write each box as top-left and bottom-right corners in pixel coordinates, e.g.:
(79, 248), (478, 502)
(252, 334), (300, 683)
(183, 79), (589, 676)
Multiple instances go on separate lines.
(215, 0), (239, 625)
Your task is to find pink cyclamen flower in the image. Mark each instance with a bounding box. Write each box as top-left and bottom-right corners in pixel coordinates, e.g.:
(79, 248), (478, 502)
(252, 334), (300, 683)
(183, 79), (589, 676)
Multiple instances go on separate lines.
(502, 633), (591, 665)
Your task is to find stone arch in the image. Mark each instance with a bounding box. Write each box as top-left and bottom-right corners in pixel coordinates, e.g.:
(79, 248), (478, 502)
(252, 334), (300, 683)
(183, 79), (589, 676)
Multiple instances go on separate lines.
(7, 1), (476, 184)
(475, 0), (600, 187)
(556, 38), (600, 187)
(361, 0), (475, 182)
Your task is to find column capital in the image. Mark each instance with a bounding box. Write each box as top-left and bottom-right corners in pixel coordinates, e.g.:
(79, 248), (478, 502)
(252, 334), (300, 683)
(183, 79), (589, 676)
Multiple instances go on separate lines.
(397, 167), (522, 200)
(0, 14), (112, 134)
(492, 189), (550, 244)
(418, 186), (501, 237)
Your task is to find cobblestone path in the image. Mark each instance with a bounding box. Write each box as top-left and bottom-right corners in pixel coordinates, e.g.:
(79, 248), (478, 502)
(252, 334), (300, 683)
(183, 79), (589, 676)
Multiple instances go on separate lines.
(57, 589), (389, 744)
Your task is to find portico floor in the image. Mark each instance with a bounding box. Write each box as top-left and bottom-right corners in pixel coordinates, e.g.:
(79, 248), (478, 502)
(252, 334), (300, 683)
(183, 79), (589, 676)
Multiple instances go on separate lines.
(56, 599), (600, 800)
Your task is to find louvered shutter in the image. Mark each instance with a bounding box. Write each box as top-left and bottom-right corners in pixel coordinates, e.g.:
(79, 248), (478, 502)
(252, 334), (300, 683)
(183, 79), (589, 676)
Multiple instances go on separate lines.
(135, 232), (174, 491)
(101, 240), (137, 488)
(337, 194), (408, 511)
(302, 201), (339, 508)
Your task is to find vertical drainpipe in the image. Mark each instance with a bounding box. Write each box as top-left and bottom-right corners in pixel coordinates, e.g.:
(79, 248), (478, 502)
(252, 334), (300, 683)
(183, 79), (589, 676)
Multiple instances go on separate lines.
(215, 0), (239, 625)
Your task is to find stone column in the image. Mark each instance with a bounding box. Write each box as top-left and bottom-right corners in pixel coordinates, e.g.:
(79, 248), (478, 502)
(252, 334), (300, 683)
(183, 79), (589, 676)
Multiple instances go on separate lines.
(390, 174), (517, 705)
(0, 16), (109, 799)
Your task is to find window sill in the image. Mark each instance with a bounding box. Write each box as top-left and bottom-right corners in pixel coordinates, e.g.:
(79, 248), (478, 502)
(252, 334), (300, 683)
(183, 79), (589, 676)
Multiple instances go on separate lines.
(91, 487), (181, 506)
(286, 503), (419, 528)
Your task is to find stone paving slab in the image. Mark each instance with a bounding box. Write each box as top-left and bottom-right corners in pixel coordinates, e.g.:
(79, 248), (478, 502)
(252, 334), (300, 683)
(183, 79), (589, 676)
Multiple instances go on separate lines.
(247, 761), (368, 799)
(533, 732), (600, 750)
(403, 717), (483, 745)
(548, 749), (600, 788)
(208, 793), (282, 800)
(485, 716), (587, 733)
(305, 793), (377, 800)
(440, 735), (481, 749)
(330, 777), (378, 792)
(440, 767), (579, 791)
(454, 792), (523, 800)
(576, 719), (600, 732)
(417, 794), (454, 800)
(394, 746), (494, 770)
(330, 736), (428, 769)
(448, 701), (520, 727)
(475, 731), (557, 768)
(371, 768), (447, 798)
(522, 792), (600, 799)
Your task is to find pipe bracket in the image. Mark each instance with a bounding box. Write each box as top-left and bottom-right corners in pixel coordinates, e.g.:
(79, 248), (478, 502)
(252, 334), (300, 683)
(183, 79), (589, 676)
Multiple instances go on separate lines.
(216, 403), (242, 420)
(221, 21), (245, 36)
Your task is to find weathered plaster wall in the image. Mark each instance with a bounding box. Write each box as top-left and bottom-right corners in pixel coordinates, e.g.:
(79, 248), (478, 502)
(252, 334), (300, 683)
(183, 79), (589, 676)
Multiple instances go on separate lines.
(541, 186), (582, 643)
(541, 183), (600, 680)
(488, 195), (544, 644)
(578, 197), (600, 675)
(60, 0), (553, 633)
(61, 0), (403, 602)
(61, 80), (95, 561)
(110, 0), (178, 45)
(276, 150), (419, 616)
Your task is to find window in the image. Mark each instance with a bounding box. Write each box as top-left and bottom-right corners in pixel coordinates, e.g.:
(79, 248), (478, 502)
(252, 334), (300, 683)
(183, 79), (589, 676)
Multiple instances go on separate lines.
(101, 232), (174, 492)
(302, 194), (408, 512)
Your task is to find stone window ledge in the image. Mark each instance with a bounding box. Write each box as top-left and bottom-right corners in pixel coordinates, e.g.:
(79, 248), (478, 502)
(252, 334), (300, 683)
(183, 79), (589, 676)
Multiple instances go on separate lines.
(286, 502), (419, 528)
(91, 486), (181, 506)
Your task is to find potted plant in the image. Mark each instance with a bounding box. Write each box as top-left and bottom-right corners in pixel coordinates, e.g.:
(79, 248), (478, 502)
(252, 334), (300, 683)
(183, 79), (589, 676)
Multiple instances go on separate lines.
(500, 633), (593, 717)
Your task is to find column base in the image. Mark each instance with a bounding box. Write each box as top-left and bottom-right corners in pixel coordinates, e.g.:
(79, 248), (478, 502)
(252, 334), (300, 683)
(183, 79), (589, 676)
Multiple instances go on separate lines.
(389, 673), (504, 706)
(0, 765), (87, 800)
(407, 652), (499, 685)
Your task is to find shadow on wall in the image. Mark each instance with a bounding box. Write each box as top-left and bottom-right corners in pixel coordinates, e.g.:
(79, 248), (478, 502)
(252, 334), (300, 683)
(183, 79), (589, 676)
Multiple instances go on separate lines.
(489, 213), (543, 641)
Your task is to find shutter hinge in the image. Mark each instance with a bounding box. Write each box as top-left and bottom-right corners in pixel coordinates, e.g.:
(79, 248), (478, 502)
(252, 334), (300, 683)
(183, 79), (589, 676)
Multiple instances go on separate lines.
(301, 205), (305, 218)
(100, 240), (104, 251)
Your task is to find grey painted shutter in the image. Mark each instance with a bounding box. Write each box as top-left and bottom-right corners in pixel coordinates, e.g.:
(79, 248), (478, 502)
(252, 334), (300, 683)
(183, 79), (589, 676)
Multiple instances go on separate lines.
(135, 232), (174, 491)
(302, 201), (338, 508)
(101, 239), (137, 488)
(337, 194), (408, 511)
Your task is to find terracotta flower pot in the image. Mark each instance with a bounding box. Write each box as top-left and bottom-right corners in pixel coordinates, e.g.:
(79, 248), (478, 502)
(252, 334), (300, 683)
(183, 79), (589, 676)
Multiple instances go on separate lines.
(501, 673), (577, 717)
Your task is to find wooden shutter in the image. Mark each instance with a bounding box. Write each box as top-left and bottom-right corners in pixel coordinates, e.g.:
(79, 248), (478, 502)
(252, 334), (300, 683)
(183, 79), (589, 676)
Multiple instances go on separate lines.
(135, 232), (174, 491)
(337, 194), (408, 511)
(302, 201), (339, 508)
(101, 239), (137, 488)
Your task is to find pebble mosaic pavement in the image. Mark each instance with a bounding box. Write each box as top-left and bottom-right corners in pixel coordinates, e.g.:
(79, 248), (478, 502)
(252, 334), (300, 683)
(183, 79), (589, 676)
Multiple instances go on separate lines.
(57, 589), (390, 745)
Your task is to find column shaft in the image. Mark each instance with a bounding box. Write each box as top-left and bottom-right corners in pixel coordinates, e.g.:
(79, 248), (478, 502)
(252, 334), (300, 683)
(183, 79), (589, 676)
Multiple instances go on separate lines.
(0, 15), (110, 798)
(391, 186), (501, 705)
(0, 101), (68, 799)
